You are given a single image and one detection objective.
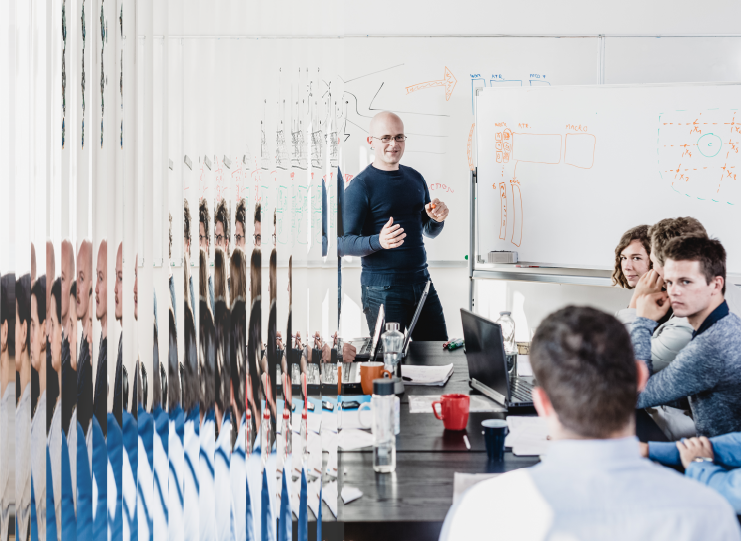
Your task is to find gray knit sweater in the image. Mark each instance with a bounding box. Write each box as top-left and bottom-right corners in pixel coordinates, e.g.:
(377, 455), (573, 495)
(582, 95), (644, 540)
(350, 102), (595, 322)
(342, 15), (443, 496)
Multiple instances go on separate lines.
(632, 301), (741, 437)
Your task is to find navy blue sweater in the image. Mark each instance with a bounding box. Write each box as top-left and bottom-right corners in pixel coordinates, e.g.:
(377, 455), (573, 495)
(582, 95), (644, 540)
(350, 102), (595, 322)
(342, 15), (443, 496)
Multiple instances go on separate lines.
(341, 164), (444, 286)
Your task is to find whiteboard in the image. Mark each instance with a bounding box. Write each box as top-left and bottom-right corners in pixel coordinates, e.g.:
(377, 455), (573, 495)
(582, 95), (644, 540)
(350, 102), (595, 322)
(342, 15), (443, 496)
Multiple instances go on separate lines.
(341, 37), (598, 262)
(476, 83), (741, 273)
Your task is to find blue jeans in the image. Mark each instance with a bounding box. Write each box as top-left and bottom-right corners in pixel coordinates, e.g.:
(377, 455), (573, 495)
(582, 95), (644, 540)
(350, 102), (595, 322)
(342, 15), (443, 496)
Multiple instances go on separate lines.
(361, 281), (448, 341)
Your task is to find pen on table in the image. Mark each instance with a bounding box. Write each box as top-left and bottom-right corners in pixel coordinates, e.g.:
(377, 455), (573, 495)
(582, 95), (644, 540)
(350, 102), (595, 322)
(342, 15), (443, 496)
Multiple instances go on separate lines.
(463, 435), (471, 450)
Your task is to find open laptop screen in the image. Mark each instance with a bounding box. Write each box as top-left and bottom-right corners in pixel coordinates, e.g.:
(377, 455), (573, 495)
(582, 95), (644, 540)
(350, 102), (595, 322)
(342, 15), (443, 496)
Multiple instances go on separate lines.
(402, 280), (431, 355)
(369, 304), (385, 360)
(460, 308), (510, 402)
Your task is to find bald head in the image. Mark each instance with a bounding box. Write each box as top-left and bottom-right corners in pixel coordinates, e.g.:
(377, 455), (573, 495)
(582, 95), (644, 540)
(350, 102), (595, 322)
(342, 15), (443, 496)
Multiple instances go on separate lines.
(61, 239), (75, 322)
(96, 240), (108, 326)
(77, 240), (92, 322)
(115, 243), (123, 322)
(368, 111), (405, 170)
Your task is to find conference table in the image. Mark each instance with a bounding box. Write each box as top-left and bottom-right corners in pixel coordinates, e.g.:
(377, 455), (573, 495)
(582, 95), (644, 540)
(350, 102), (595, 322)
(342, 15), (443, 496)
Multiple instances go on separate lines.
(328, 341), (668, 541)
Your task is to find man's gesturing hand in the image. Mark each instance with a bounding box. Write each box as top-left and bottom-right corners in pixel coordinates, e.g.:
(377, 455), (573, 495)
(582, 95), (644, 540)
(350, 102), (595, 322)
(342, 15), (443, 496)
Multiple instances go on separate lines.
(380, 217), (406, 249)
(426, 198), (449, 222)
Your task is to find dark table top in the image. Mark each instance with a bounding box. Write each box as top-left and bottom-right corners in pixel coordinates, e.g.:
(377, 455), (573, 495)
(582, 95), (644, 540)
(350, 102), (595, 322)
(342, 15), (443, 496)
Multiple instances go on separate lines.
(339, 341), (667, 453)
(338, 450), (539, 540)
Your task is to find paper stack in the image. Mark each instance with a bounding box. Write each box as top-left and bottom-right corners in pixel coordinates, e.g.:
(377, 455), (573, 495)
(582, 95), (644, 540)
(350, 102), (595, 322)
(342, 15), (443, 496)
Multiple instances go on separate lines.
(401, 363), (454, 386)
(505, 416), (550, 456)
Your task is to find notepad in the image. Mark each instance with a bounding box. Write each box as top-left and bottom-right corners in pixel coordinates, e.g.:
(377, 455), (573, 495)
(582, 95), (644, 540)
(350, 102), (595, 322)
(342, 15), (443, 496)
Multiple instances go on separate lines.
(505, 415), (550, 456)
(401, 363), (454, 386)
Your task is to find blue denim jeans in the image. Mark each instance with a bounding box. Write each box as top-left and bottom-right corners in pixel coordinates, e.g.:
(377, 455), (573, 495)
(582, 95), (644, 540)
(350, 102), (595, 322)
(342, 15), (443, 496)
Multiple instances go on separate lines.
(361, 281), (448, 341)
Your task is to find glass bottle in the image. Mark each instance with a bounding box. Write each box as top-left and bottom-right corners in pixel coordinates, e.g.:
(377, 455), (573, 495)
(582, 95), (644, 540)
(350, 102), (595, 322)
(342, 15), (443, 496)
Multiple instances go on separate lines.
(495, 311), (517, 375)
(372, 378), (396, 473)
(381, 322), (404, 376)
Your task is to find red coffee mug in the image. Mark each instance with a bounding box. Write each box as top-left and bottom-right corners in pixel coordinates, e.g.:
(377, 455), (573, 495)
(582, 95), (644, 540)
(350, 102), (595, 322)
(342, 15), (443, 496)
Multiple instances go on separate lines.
(432, 394), (470, 431)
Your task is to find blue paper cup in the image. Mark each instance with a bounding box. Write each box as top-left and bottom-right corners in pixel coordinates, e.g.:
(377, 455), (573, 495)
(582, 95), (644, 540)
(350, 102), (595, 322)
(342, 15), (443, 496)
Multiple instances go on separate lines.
(482, 419), (509, 461)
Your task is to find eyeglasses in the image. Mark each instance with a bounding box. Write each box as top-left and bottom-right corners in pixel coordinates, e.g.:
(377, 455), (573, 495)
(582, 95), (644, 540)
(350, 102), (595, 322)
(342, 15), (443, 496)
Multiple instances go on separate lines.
(215, 234), (225, 245)
(234, 233), (245, 244)
(199, 234), (208, 243)
(253, 234), (261, 244)
(372, 135), (407, 144)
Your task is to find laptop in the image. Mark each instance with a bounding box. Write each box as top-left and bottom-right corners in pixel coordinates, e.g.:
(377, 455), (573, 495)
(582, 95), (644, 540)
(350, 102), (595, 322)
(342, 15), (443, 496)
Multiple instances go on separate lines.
(355, 304), (385, 361)
(401, 280), (431, 358)
(460, 308), (534, 409)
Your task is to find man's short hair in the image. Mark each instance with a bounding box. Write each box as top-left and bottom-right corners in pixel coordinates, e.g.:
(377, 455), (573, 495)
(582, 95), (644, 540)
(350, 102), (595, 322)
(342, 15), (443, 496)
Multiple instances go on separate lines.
(530, 306), (637, 439)
(199, 198), (210, 241)
(51, 277), (62, 325)
(664, 236), (726, 294)
(649, 217), (707, 266)
(1, 273), (16, 359)
(215, 199), (230, 241)
(32, 277), (46, 326)
(254, 202), (261, 224)
(184, 198), (192, 252)
(236, 198), (247, 233)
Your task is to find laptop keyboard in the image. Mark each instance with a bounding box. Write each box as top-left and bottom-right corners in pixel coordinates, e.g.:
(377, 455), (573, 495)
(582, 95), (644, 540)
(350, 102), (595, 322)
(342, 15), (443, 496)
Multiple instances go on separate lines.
(359, 340), (372, 355)
(510, 379), (533, 402)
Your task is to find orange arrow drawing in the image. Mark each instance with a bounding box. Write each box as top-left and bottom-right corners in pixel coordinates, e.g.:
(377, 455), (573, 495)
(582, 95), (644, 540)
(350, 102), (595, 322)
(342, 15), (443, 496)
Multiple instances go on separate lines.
(405, 67), (457, 101)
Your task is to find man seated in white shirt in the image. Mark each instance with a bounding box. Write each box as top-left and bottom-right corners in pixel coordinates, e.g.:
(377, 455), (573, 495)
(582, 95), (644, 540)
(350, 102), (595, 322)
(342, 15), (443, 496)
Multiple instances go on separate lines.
(440, 306), (740, 541)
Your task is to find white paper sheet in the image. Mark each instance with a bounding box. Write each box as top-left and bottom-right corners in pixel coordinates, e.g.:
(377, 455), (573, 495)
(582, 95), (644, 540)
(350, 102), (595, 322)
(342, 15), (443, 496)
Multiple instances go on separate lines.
(307, 412), (322, 434)
(341, 486), (363, 505)
(322, 480), (339, 518)
(321, 411), (338, 433)
(338, 406), (372, 430)
(401, 364), (454, 386)
(338, 429), (374, 451)
(307, 478), (321, 518)
(408, 395), (506, 414)
(517, 355), (533, 377)
(505, 416), (550, 456)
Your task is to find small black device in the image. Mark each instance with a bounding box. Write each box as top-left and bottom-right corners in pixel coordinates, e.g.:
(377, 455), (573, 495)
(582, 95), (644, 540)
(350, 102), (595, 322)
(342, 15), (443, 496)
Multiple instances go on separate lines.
(342, 400), (360, 409)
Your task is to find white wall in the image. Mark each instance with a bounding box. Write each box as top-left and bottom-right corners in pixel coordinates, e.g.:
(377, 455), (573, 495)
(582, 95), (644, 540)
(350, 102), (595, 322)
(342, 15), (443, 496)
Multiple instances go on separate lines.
(344, 0), (741, 36)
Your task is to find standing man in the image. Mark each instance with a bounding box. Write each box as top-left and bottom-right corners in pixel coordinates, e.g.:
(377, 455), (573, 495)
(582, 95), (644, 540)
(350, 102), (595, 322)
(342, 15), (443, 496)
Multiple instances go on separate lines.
(93, 240), (108, 436)
(342, 111), (449, 340)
